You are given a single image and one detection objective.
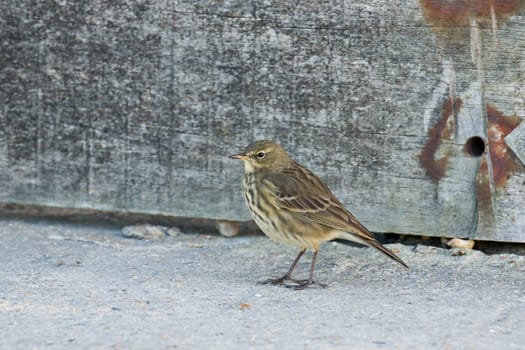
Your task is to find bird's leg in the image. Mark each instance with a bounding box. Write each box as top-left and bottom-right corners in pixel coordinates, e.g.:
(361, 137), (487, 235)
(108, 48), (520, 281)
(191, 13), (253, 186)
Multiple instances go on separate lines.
(259, 248), (306, 285)
(290, 249), (327, 290)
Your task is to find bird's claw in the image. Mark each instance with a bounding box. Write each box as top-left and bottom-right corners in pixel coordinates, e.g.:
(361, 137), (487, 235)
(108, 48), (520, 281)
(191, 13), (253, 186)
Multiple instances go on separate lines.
(285, 279), (327, 290)
(258, 276), (327, 290)
(257, 275), (289, 285)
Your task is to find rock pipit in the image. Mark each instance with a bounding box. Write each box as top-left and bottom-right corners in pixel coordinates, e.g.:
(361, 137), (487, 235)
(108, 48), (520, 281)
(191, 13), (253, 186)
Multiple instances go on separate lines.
(230, 140), (408, 289)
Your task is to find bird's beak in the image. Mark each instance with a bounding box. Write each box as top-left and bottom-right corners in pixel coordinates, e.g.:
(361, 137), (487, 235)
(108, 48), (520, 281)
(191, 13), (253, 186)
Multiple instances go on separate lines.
(229, 153), (248, 160)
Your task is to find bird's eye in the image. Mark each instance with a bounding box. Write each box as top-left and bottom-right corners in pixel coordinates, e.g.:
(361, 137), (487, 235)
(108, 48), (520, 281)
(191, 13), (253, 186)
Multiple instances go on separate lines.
(256, 151), (266, 159)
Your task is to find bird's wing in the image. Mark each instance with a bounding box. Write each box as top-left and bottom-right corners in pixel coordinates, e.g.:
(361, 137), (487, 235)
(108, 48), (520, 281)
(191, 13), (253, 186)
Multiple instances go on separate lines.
(264, 162), (375, 242)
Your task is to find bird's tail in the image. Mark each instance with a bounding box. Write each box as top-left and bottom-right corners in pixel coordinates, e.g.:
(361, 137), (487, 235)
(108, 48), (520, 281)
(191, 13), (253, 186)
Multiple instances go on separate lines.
(364, 238), (409, 269)
(335, 233), (408, 269)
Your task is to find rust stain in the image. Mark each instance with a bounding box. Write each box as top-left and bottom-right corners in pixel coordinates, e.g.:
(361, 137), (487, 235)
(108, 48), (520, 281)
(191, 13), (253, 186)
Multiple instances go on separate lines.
(420, 0), (522, 27)
(419, 97), (462, 181)
(486, 104), (521, 188)
(475, 155), (495, 222)
(473, 105), (520, 225)
(475, 157), (492, 203)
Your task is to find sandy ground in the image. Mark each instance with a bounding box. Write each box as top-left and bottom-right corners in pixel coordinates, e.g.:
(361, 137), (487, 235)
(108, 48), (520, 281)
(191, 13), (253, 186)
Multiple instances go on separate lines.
(1, 217), (524, 349)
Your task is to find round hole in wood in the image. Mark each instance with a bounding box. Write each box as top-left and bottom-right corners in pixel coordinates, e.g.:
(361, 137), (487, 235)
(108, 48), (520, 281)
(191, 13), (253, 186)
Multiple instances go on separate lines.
(464, 136), (485, 157)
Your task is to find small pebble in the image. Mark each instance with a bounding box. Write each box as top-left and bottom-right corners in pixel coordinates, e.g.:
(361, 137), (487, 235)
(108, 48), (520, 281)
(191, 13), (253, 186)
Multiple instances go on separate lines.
(449, 247), (486, 257)
(450, 248), (468, 256)
(412, 244), (438, 254)
(122, 224), (173, 240)
(166, 227), (181, 237)
(215, 220), (240, 237)
(447, 238), (475, 249)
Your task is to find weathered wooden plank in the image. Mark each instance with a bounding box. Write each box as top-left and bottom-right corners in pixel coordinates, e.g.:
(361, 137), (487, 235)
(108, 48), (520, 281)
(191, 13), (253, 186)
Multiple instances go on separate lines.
(0, 0), (524, 241)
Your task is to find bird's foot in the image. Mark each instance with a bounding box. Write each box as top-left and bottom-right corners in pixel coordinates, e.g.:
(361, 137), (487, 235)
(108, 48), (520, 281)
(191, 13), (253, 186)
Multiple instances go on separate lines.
(258, 276), (327, 290)
(257, 275), (293, 286)
(284, 279), (327, 290)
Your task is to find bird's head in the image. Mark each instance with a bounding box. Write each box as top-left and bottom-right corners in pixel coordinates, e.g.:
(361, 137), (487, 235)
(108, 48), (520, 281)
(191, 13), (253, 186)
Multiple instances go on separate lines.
(229, 140), (292, 173)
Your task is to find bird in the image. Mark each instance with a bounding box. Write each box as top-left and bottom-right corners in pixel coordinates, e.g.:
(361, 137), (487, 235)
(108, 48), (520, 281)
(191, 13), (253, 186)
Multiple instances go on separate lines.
(230, 140), (408, 289)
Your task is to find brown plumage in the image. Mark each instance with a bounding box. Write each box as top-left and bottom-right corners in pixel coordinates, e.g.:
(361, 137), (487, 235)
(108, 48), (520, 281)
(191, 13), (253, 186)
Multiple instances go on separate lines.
(230, 140), (408, 289)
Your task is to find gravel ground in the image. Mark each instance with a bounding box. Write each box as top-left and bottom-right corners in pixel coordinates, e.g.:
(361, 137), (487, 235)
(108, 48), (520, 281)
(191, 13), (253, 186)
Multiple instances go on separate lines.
(1, 218), (524, 349)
